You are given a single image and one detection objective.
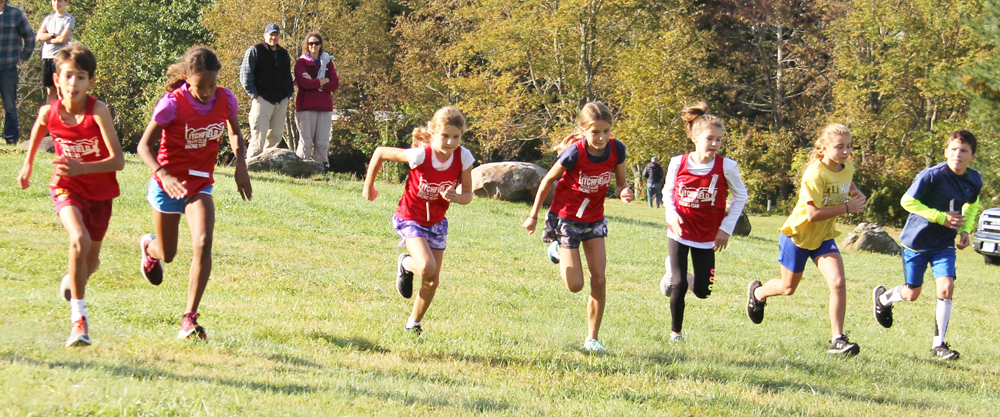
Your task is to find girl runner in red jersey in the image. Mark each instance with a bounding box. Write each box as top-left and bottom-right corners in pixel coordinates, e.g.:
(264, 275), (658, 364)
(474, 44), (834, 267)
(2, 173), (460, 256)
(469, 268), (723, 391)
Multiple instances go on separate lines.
(523, 101), (634, 353)
(17, 43), (124, 347)
(363, 106), (475, 334)
(660, 102), (748, 342)
(137, 46), (252, 340)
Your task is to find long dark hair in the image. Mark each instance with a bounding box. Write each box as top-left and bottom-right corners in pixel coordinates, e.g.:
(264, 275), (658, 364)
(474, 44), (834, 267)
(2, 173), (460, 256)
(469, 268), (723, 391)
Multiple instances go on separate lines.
(164, 46), (222, 92)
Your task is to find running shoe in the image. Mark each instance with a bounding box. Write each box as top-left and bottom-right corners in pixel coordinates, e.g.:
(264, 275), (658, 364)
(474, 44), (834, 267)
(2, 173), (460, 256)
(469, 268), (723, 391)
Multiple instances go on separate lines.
(930, 343), (960, 360)
(178, 312), (207, 339)
(65, 317), (90, 347)
(872, 285), (893, 328)
(827, 335), (860, 356)
(547, 241), (561, 264)
(583, 338), (606, 353)
(140, 234), (163, 286)
(405, 323), (422, 335)
(746, 280), (766, 324)
(660, 273), (671, 297)
(60, 274), (72, 301)
(396, 253), (414, 299)
(670, 333), (685, 342)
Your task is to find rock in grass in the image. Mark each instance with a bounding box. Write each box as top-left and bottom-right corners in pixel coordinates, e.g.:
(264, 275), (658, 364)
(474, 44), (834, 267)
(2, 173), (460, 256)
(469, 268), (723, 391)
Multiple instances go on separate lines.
(247, 148), (324, 178)
(472, 162), (553, 204)
(841, 222), (900, 256)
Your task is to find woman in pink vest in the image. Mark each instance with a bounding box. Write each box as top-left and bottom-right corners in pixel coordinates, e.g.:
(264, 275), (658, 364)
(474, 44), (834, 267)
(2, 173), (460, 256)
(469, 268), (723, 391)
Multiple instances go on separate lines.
(363, 106), (475, 335)
(523, 102), (633, 353)
(660, 102), (748, 342)
(137, 46), (253, 340)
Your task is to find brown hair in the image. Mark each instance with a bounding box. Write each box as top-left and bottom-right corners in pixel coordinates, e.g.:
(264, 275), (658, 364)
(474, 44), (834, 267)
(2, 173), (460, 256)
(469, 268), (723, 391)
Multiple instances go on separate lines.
(53, 42), (97, 79)
(947, 130), (977, 154)
(808, 123), (852, 163)
(554, 101), (614, 152)
(301, 32), (324, 58)
(164, 46), (222, 92)
(681, 101), (725, 140)
(412, 106), (467, 146)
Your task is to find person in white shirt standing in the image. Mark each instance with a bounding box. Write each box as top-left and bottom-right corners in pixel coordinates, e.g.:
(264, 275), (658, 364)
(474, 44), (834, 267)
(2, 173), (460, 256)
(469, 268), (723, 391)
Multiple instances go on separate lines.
(36, 0), (74, 102)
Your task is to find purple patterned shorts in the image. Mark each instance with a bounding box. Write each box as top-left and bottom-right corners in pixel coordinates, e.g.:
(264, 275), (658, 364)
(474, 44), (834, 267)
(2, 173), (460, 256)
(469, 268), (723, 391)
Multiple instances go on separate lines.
(392, 215), (449, 251)
(542, 211), (608, 249)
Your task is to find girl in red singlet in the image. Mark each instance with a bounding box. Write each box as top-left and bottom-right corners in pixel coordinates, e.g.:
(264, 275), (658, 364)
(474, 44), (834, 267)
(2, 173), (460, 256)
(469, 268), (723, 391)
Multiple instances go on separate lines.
(17, 43), (125, 347)
(136, 46), (252, 340)
(523, 102), (634, 353)
(660, 102), (748, 342)
(362, 106), (475, 334)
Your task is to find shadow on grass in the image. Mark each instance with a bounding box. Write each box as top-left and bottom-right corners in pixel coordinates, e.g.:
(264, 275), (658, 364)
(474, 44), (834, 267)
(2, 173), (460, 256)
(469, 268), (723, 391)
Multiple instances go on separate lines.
(307, 332), (390, 353)
(606, 214), (664, 230)
(266, 353), (323, 368)
(1, 352), (318, 395)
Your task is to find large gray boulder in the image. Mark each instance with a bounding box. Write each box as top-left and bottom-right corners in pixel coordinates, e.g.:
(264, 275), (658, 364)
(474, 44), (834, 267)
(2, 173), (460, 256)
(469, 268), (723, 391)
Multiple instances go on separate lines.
(472, 162), (553, 204)
(246, 148), (324, 178)
(841, 222), (901, 256)
(19, 136), (54, 153)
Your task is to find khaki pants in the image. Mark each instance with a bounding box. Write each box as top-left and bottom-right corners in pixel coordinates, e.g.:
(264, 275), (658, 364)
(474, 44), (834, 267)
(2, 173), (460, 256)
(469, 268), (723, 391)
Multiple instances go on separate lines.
(294, 110), (333, 165)
(247, 96), (289, 159)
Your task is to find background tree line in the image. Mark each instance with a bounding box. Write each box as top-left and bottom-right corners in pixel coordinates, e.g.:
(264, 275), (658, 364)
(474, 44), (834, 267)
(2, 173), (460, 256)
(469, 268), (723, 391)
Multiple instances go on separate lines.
(8, 0), (999, 226)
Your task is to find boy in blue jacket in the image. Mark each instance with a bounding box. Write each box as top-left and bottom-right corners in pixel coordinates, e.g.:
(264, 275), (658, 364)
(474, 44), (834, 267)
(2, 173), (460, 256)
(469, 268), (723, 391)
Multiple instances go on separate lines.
(872, 130), (982, 360)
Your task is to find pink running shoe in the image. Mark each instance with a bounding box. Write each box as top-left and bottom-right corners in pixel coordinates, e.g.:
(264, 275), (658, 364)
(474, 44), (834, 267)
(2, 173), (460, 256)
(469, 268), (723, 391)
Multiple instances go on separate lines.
(65, 317), (90, 347)
(178, 312), (207, 340)
(140, 234), (163, 286)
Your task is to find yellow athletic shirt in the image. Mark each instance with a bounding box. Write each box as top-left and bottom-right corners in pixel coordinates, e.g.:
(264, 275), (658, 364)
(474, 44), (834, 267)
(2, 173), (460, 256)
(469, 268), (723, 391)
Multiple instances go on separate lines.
(778, 160), (855, 250)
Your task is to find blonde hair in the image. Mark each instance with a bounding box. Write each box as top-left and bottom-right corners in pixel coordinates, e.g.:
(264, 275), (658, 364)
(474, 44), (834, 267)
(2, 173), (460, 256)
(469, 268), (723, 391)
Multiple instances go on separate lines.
(808, 123), (852, 163)
(554, 101), (614, 152)
(412, 106), (467, 146)
(681, 101), (725, 140)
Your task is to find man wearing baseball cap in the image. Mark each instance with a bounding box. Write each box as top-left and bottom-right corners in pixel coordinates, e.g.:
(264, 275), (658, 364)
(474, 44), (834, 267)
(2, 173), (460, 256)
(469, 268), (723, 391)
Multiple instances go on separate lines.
(240, 23), (295, 159)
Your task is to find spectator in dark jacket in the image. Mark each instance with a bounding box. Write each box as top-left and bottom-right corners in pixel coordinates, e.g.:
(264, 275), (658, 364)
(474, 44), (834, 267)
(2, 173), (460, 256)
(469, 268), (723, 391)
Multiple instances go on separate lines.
(240, 23), (294, 160)
(643, 156), (664, 208)
(293, 31), (339, 166)
(0, 0), (35, 144)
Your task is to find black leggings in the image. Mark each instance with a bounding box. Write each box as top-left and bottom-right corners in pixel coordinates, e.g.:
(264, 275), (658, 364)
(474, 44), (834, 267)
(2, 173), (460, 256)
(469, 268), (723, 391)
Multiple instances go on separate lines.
(667, 238), (715, 333)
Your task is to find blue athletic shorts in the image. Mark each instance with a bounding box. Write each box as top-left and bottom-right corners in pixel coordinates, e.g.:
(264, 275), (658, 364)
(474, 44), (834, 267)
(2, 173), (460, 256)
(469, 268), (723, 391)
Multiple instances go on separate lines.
(902, 246), (956, 288)
(776, 233), (840, 273)
(146, 179), (213, 214)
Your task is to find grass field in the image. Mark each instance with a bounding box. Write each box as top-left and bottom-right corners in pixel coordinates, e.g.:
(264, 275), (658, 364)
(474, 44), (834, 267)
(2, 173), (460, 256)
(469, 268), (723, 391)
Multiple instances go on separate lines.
(2, 145), (999, 416)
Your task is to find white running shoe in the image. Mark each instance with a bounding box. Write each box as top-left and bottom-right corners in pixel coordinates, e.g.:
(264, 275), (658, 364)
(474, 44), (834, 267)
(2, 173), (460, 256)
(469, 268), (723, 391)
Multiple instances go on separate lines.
(583, 338), (606, 353)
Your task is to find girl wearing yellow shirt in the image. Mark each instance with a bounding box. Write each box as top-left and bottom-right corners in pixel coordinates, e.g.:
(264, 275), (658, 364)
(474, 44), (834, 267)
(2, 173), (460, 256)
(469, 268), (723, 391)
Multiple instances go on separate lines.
(745, 124), (867, 356)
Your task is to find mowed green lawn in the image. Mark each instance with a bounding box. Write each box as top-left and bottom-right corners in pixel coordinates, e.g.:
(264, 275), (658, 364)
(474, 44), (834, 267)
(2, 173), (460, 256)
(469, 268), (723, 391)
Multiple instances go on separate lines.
(1, 145), (999, 416)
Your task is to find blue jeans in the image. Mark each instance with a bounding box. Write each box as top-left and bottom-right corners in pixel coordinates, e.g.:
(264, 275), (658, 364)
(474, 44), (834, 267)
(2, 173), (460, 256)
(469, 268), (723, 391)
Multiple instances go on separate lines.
(647, 183), (662, 207)
(0, 68), (19, 143)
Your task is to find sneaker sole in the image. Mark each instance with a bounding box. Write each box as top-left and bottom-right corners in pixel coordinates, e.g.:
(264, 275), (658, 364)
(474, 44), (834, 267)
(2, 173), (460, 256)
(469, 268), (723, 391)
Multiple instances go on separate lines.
(178, 329), (208, 340)
(872, 286), (892, 328)
(61, 274), (71, 302)
(746, 280), (764, 324)
(65, 335), (91, 347)
(396, 253), (413, 299)
(140, 234), (163, 286)
(828, 344), (861, 356)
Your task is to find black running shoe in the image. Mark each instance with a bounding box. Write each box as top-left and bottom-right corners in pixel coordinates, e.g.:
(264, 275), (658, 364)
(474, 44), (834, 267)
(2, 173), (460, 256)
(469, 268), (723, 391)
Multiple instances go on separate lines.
(405, 323), (422, 335)
(930, 343), (959, 360)
(827, 335), (860, 356)
(872, 285), (893, 328)
(746, 280), (766, 324)
(396, 253), (414, 299)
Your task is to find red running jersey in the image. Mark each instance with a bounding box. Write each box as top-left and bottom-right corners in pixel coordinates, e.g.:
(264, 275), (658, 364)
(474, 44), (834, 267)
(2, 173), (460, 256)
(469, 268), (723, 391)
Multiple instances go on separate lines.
(673, 154), (727, 243)
(395, 146), (465, 226)
(48, 96), (120, 201)
(155, 87), (230, 196)
(551, 138), (621, 223)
